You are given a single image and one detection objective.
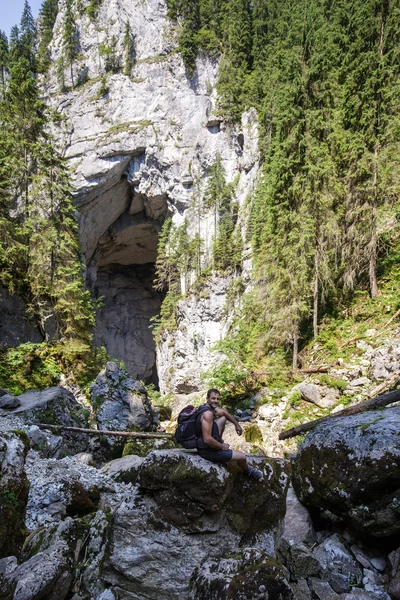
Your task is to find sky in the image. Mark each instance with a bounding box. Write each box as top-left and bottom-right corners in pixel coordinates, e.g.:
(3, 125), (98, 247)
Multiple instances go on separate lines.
(0, 0), (43, 38)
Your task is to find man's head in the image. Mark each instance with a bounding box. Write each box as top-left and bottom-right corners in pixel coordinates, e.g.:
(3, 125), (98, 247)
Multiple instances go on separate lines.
(206, 388), (221, 409)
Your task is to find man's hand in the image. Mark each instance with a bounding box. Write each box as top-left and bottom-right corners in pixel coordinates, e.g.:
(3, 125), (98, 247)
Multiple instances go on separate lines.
(235, 424), (243, 436)
(221, 442), (230, 451)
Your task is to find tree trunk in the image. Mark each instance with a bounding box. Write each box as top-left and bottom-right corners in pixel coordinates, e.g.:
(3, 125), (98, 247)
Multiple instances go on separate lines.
(279, 381), (400, 440)
(313, 252), (319, 338)
(292, 331), (299, 369)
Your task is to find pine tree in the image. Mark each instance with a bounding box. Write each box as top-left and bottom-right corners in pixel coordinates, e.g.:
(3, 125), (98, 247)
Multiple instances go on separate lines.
(62, 0), (78, 87)
(20, 0), (36, 73)
(122, 22), (135, 76)
(38, 0), (59, 73)
(0, 31), (8, 85)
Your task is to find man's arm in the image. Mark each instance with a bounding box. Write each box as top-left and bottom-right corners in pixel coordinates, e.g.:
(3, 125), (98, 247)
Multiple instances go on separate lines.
(201, 411), (230, 450)
(215, 408), (243, 436)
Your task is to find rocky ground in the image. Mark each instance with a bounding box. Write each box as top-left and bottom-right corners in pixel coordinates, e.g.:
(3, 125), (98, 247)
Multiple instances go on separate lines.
(0, 362), (399, 599)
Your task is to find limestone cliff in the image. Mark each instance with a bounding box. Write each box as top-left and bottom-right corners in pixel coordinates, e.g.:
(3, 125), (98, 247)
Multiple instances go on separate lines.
(43, 0), (260, 392)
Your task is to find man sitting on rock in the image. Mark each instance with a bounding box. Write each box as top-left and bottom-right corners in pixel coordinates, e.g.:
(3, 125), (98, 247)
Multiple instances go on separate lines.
(195, 388), (263, 480)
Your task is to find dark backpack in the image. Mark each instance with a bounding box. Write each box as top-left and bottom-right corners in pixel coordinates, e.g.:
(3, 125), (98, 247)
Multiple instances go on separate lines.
(175, 404), (211, 449)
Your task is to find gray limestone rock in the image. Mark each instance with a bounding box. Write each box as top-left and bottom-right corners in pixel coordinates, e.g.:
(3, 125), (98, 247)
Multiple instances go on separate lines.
(0, 395), (20, 410)
(290, 578), (312, 600)
(0, 432), (29, 558)
(312, 534), (362, 593)
(278, 486), (315, 558)
(101, 454), (144, 483)
(91, 362), (154, 455)
(189, 548), (294, 599)
(292, 407), (400, 537)
(298, 382), (339, 409)
(308, 578), (341, 600)
(138, 450), (290, 540)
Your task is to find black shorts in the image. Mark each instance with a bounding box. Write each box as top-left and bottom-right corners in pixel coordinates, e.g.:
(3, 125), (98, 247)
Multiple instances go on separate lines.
(197, 447), (233, 464)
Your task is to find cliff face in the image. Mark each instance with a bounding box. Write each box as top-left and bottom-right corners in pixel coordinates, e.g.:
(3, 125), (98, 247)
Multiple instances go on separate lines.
(45, 0), (260, 390)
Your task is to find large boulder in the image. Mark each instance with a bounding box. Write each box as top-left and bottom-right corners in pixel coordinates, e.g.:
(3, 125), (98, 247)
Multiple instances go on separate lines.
(0, 431), (29, 558)
(292, 407), (400, 537)
(101, 451), (290, 599)
(91, 362), (154, 456)
(5, 386), (87, 427)
(139, 450), (290, 540)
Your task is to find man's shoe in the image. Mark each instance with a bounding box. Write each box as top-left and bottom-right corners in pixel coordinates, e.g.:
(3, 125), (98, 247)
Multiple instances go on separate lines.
(246, 466), (263, 481)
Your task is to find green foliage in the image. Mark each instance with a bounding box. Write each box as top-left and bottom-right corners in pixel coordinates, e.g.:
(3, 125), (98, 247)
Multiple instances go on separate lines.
(0, 490), (19, 508)
(62, 0), (79, 86)
(122, 22), (135, 76)
(99, 36), (120, 73)
(85, 0), (103, 20)
(0, 341), (107, 396)
(37, 0), (59, 72)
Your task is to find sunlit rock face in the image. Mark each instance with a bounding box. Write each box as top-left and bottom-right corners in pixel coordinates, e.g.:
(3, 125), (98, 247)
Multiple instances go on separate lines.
(47, 0), (259, 387)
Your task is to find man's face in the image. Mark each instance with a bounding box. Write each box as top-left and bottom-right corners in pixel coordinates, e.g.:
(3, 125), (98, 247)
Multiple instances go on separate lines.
(207, 392), (220, 409)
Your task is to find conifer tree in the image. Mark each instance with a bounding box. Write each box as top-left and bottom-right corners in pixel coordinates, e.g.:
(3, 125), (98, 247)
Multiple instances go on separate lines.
(38, 0), (59, 73)
(0, 31), (8, 84)
(62, 0), (78, 87)
(122, 22), (135, 76)
(20, 1), (36, 72)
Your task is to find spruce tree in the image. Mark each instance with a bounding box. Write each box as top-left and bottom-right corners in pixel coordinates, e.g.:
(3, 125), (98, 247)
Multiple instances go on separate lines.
(62, 0), (78, 87)
(122, 22), (135, 76)
(20, 1), (36, 73)
(0, 31), (8, 85)
(38, 0), (59, 73)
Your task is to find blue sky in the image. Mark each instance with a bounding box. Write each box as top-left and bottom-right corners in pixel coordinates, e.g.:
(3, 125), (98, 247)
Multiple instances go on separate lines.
(0, 0), (43, 38)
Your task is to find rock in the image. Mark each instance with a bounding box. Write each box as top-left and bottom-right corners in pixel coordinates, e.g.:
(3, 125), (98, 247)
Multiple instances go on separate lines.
(0, 431), (29, 558)
(312, 534), (362, 593)
(278, 487), (315, 558)
(2, 387), (89, 455)
(153, 405), (172, 420)
(138, 450), (290, 539)
(101, 455), (144, 483)
(308, 578), (340, 600)
(0, 395), (20, 410)
(348, 377), (371, 388)
(388, 548), (400, 600)
(24, 452), (119, 530)
(285, 543), (321, 579)
(27, 426), (63, 459)
(10, 543), (72, 600)
(292, 407), (400, 537)
(370, 557), (387, 572)
(290, 578), (311, 600)
(189, 549), (294, 599)
(298, 383), (338, 409)
(91, 362), (154, 456)
(122, 435), (176, 457)
(0, 556), (18, 600)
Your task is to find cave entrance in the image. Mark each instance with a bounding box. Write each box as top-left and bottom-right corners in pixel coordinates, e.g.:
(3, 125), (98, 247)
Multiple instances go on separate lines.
(78, 154), (167, 386)
(93, 263), (163, 386)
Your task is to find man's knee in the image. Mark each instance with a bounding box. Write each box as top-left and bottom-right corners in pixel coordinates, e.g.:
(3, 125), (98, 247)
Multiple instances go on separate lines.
(216, 416), (226, 435)
(231, 450), (247, 462)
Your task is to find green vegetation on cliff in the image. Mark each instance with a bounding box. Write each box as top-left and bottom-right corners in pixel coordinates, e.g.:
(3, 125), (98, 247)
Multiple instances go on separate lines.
(0, 3), (102, 391)
(166, 0), (400, 377)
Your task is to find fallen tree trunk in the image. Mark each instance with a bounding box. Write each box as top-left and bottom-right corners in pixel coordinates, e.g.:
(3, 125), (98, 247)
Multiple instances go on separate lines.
(279, 385), (400, 440)
(38, 423), (174, 440)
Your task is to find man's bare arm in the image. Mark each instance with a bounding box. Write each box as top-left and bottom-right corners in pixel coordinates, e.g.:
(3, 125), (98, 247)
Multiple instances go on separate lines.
(215, 408), (243, 436)
(201, 412), (230, 450)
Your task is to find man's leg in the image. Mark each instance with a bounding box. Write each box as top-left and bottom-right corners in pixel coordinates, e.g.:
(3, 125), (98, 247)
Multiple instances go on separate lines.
(231, 450), (263, 480)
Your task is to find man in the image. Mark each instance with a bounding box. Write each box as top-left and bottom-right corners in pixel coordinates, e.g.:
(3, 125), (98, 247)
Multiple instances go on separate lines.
(195, 388), (263, 480)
